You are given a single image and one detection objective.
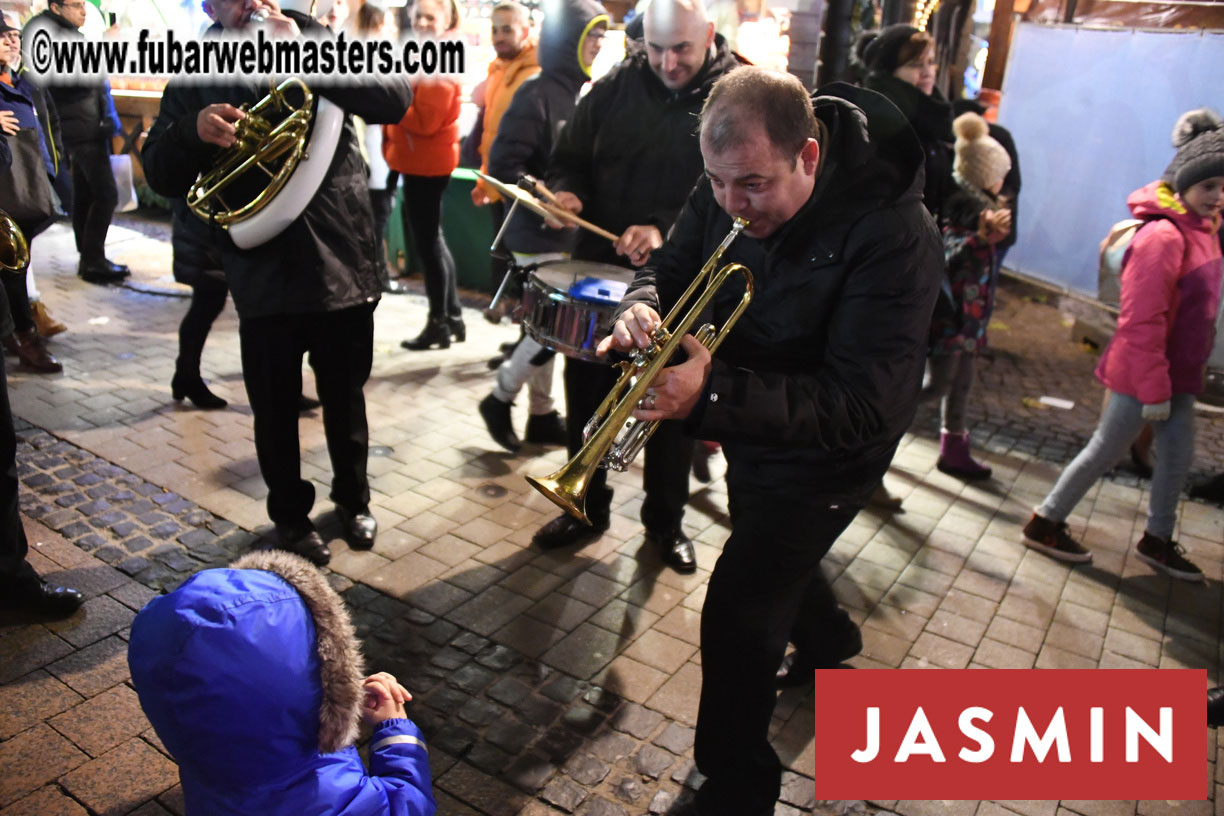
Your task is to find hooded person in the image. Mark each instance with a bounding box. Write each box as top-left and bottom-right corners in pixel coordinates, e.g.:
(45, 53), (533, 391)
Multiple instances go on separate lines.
(128, 550), (437, 816)
(476, 0), (609, 455)
(1023, 108), (1224, 578)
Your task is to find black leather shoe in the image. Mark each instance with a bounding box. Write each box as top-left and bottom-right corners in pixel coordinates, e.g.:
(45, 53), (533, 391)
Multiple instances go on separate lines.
(479, 394), (521, 452)
(1209, 687), (1224, 728)
(524, 411), (567, 446)
(401, 317), (451, 351)
(0, 578), (84, 618)
(337, 507), (377, 549)
(104, 259), (131, 277)
(78, 260), (128, 284)
(298, 394), (322, 412)
(276, 525), (331, 567)
(533, 512), (608, 550)
(447, 316), (466, 343)
(776, 619), (863, 687)
(646, 527), (696, 574)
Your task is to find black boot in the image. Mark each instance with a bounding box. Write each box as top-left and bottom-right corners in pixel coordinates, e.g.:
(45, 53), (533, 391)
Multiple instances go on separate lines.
(1209, 687), (1224, 728)
(447, 316), (466, 343)
(479, 394), (521, 452)
(171, 370), (228, 409)
(401, 317), (451, 351)
(525, 411), (567, 446)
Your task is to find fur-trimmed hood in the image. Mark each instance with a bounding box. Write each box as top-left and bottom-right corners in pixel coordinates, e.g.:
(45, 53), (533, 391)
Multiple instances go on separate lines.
(128, 551), (365, 790)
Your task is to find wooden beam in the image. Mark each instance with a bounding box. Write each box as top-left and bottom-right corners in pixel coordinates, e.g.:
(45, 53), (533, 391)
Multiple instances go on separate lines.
(981, 0), (1016, 94)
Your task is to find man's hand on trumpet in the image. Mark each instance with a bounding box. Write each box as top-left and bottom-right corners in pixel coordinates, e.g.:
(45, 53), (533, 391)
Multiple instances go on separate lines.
(615, 225), (662, 267)
(596, 304), (712, 421)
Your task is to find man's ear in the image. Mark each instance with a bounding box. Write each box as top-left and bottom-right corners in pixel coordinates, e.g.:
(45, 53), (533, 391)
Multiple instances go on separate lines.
(704, 20), (715, 49)
(202, 0), (218, 21)
(800, 137), (819, 175)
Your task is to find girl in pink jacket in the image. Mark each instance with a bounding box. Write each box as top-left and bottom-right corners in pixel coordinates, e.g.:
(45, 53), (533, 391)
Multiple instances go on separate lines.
(1022, 108), (1224, 580)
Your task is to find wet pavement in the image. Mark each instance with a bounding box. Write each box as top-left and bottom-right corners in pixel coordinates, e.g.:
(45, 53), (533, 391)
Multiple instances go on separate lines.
(0, 211), (1221, 816)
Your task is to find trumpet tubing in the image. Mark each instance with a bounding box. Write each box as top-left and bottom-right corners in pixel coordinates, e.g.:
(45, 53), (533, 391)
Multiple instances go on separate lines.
(526, 217), (754, 523)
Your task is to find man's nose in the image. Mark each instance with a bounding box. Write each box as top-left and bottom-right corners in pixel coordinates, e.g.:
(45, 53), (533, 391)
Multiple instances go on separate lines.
(662, 50), (679, 72)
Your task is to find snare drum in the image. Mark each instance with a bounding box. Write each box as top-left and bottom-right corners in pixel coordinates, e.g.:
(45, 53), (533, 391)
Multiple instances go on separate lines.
(520, 261), (634, 363)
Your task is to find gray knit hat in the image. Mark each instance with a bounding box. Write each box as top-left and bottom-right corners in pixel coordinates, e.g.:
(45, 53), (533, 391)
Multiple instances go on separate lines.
(1163, 108), (1224, 194)
(953, 112), (1011, 192)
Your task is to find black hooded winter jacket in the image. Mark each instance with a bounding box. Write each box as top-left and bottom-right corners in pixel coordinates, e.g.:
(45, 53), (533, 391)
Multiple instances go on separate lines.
(141, 15), (412, 320)
(487, 0), (607, 255)
(617, 84), (943, 501)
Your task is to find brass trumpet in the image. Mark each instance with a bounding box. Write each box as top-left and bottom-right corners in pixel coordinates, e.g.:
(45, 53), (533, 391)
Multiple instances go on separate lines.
(526, 217), (754, 524)
(0, 209), (30, 274)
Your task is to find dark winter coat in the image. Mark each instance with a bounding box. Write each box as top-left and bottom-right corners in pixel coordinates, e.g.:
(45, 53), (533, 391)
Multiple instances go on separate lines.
(26, 10), (119, 146)
(142, 15), (412, 320)
(617, 83), (943, 501)
(128, 550), (436, 816)
(863, 71), (954, 222)
(547, 34), (745, 266)
(170, 198), (224, 287)
(0, 133), (11, 339)
(488, 0), (606, 255)
(0, 67), (66, 237)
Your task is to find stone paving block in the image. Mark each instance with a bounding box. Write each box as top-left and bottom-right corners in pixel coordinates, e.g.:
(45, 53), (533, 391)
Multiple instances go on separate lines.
(59, 737), (178, 816)
(541, 624), (622, 680)
(0, 785), (89, 816)
(0, 723), (88, 807)
(45, 595), (136, 649)
(925, 609), (988, 649)
(593, 655), (668, 706)
(974, 637), (1037, 669)
(0, 626), (76, 685)
(438, 761), (530, 816)
(0, 669), (83, 740)
(46, 635), (130, 697)
(48, 684), (149, 758)
(645, 662), (701, 728)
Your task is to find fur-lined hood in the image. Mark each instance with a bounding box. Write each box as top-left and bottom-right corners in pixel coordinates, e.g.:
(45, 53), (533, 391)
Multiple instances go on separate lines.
(128, 551), (365, 790)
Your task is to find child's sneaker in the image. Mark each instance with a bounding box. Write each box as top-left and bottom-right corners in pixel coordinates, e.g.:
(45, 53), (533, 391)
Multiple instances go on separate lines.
(1022, 513), (1093, 563)
(1135, 532), (1204, 582)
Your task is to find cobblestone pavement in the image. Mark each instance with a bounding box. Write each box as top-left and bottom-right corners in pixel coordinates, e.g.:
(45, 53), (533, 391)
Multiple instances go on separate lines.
(1, 214), (1222, 816)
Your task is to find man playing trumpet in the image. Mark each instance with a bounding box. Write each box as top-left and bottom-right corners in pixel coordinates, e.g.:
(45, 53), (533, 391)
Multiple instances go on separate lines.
(597, 67), (943, 815)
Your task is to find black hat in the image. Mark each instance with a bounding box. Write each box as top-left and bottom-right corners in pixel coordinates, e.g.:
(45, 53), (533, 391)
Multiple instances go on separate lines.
(861, 24), (920, 74)
(1163, 108), (1224, 195)
(0, 15), (19, 35)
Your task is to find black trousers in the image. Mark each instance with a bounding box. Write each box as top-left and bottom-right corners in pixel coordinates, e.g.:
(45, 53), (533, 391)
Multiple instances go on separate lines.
(369, 172), (398, 285)
(176, 275), (228, 377)
(561, 356), (692, 531)
(2, 271), (34, 334)
(68, 140), (118, 266)
(238, 303), (375, 529)
(400, 174), (460, 321)
(693, 485), (860, 815)
(0, 354), (36, 588)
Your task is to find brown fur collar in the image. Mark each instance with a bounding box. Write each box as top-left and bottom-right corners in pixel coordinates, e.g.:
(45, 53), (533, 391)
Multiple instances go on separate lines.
(230, 550), (365, 754)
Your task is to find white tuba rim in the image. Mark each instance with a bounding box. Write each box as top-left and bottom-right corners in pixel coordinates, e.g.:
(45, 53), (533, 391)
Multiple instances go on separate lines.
(227, 96), (344, 250)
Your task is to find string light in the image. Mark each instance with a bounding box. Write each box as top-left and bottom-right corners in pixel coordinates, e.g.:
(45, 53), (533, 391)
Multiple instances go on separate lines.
(912, 0), (940, 28)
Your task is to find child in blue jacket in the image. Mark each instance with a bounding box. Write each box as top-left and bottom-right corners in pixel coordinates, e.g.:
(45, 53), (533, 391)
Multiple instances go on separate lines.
(128, 550), (436, 816)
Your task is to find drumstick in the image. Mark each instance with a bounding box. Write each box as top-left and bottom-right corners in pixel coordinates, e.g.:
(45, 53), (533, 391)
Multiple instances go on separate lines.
(518, 175), (621, 245)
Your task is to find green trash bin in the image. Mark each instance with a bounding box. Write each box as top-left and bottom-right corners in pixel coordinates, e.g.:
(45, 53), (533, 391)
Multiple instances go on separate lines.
(385, 168), (497, 295)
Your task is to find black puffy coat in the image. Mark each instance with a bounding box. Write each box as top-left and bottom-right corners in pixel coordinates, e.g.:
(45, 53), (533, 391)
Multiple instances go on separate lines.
(487, 0), (606, 255)
(618, 84), (943, 501)
(546, 34), (745, 266)
(26, 10), (116, 146)
(863, 71), (954, 222)
(142, 16), (412, 319)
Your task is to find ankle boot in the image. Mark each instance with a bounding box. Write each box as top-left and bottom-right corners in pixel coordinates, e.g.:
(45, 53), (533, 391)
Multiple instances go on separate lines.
(31, 302), (66, 337)
(401, 317), (451, 350)
(936, 430), (992, 480)
(448, 316), (466, 343)
(9, 328), (61, 373)
(171, 370), (228, 409)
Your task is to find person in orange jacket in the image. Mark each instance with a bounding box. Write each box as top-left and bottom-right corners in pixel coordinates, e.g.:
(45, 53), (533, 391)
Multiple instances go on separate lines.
(383, 0), (465, 351)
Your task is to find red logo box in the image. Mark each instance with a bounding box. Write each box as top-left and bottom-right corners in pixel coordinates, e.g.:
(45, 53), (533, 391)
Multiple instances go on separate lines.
(811, 669), (1206, 800)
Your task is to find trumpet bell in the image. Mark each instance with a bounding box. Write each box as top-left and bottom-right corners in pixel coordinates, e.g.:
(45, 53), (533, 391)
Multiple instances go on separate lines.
(525, 472), (592, 525)
(0, 210), (29, 274)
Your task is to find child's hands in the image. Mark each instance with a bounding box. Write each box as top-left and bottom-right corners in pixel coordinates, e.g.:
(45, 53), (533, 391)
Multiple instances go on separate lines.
(977, 209), (1012, 244)
(361, 672), (413, 726)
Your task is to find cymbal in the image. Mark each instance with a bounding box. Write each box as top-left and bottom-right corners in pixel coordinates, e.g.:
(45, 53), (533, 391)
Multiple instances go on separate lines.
(475, 171), (556, 222)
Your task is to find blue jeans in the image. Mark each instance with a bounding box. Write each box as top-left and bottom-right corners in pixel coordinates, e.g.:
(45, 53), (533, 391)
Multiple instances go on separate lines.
(1037, 391), (1196, 539)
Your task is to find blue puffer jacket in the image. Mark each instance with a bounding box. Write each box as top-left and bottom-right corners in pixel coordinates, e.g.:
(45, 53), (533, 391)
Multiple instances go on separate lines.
(128, 551), (436, 816)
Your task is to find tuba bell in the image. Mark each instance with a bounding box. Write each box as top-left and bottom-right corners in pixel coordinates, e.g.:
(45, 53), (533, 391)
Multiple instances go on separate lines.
(187, 77), (344, 249)
(526, 217), (754, 524)
(0, 210), (30, 274)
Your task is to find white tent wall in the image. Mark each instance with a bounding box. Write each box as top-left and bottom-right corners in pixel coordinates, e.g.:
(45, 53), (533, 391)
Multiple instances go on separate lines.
(999, 23), (1224, 297)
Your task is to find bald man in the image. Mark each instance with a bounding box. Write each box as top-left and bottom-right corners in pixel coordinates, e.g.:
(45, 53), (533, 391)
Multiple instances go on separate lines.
(533, 0), (744, 571)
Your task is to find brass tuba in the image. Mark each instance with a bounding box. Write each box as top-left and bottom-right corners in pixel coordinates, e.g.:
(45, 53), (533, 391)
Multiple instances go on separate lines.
(187, 77), (344, 249)
(0, 209), (30, 274)
(526, 217), (754, 524)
